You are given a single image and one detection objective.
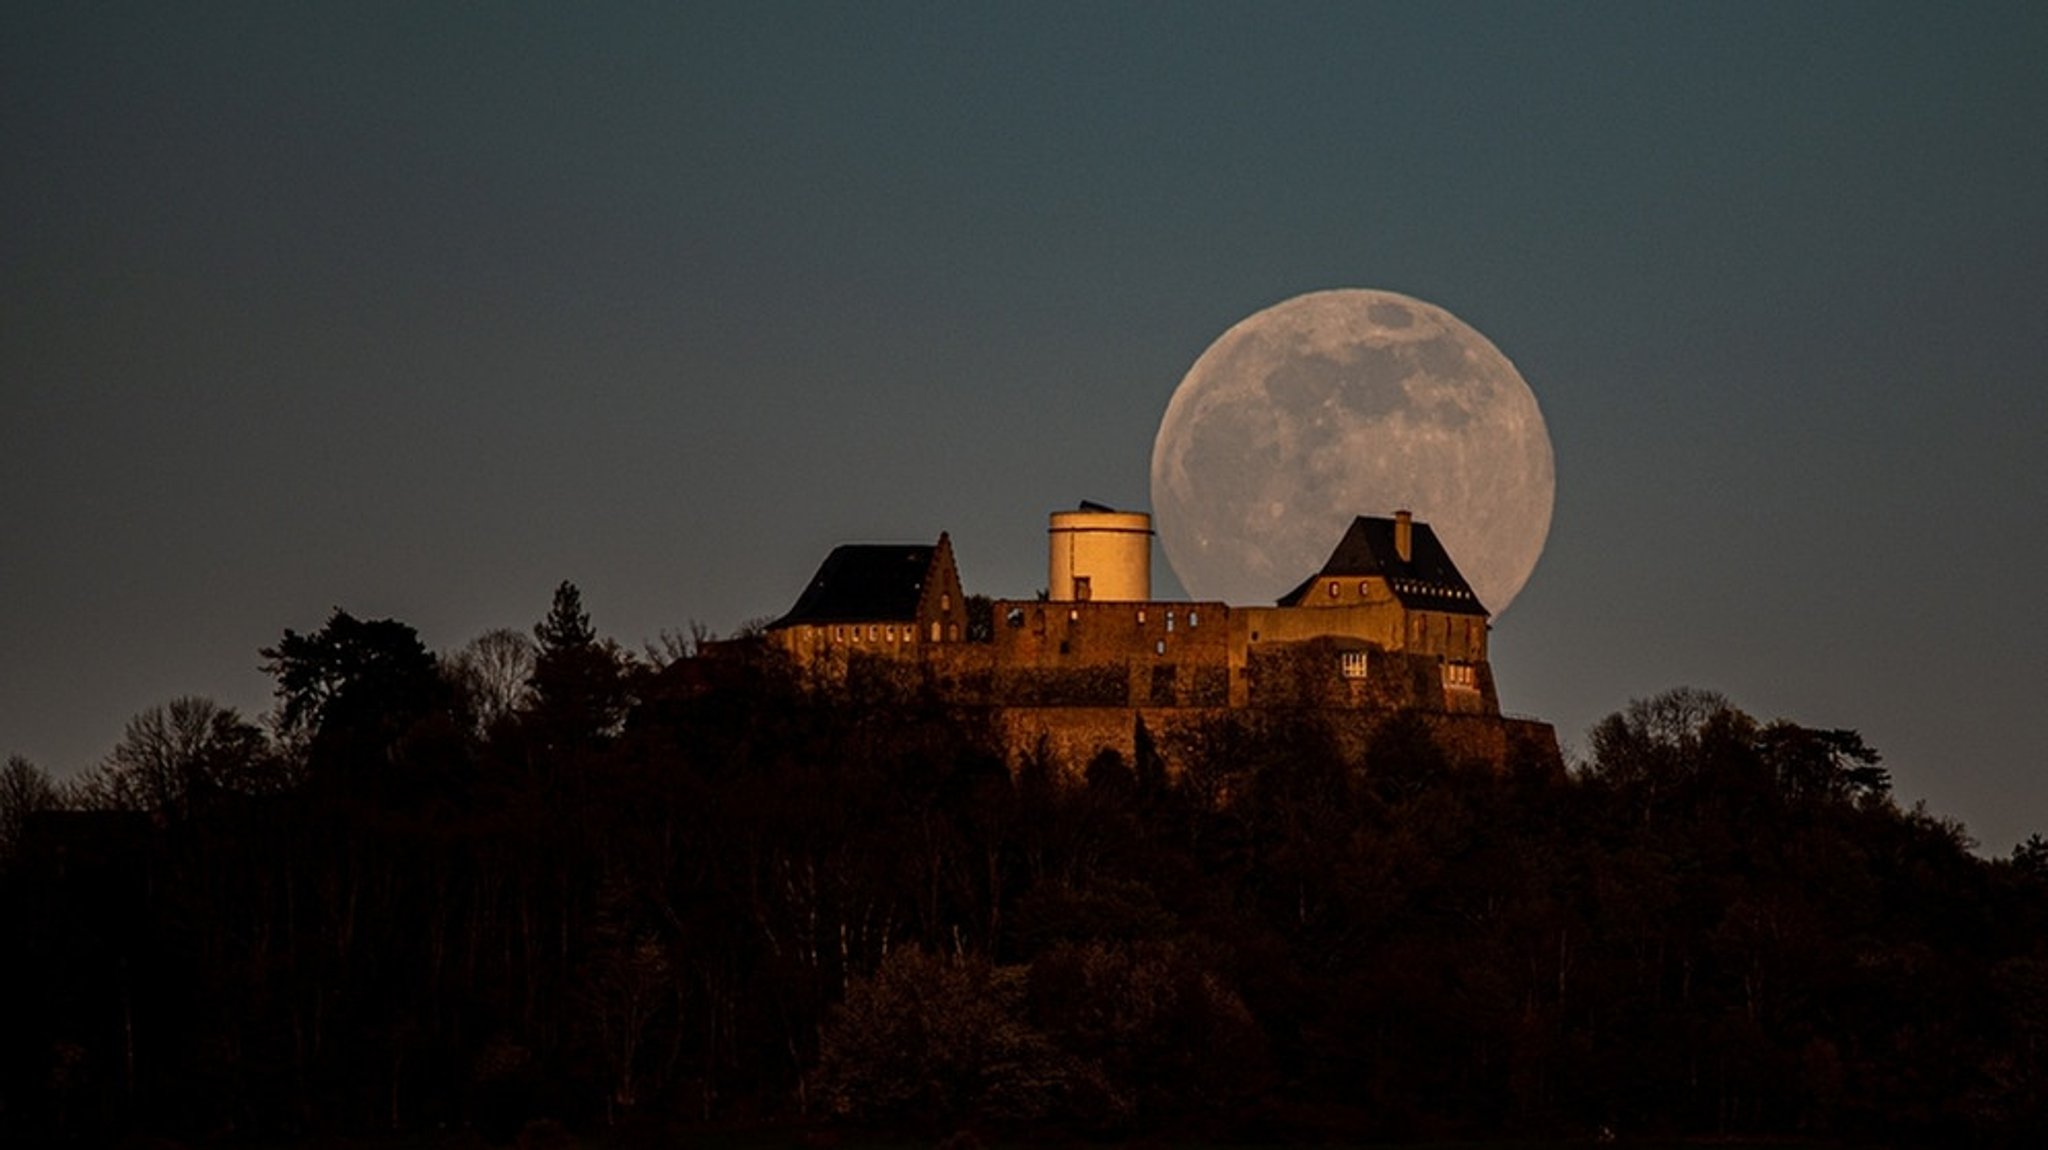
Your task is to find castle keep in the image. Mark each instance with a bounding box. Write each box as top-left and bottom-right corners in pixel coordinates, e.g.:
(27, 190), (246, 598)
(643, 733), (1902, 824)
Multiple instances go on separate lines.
(762, 505), (1557, 771)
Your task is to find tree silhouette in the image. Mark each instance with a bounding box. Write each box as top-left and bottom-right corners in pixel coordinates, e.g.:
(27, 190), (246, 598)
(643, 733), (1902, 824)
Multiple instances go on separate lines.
(527, 581), (631, 751)
(260, 609), (452, 789)
(71, 697), (275, 817)
(0, 754), (61, 862)
(447, 627), (535, 739)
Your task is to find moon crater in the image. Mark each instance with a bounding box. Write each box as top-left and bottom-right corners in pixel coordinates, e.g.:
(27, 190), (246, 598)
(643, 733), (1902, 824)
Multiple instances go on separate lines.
(1150, 289), (1555, 616)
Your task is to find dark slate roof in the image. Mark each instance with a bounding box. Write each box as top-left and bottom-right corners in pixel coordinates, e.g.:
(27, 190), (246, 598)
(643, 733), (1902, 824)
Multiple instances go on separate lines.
(1278, 515), (1489, 616)
(771, 544), (935, 627)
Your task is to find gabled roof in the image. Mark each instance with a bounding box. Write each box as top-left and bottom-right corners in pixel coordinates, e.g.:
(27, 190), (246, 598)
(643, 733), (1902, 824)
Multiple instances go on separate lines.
(1278, 515), (1489, 616)
(771, 542), (938, 627)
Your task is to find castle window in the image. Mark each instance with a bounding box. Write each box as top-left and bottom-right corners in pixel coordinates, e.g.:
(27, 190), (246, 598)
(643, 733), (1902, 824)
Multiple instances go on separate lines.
(1166, 610), (1175, 632)
(941, 593), (951, 611)
(1443, 663), (1477, 691)
(1360, 581), (1370, 597)
(886, 625), (896, 641)
(1137, 608), (1146, 624)
(1068, 608), (1079, 622)
(1328, 580), (1339, 599)
(931, 621), (941, 642)
(1188, 611), (1198, 627)
(835, 626), (846, 641)
(868, 625), (878, 641)
(1155, 640), (1166, 656)
(949, 623), (959, 641)
(1339, 651), (1369, 679)
(1074, 576), (1091, 601)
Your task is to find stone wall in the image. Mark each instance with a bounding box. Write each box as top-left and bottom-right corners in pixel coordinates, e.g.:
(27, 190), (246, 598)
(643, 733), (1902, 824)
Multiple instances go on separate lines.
(988, 703), (1561, 780)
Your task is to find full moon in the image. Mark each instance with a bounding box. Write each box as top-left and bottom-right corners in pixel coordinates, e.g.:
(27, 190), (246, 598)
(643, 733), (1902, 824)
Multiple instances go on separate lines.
(1150, 289), (1554, 616)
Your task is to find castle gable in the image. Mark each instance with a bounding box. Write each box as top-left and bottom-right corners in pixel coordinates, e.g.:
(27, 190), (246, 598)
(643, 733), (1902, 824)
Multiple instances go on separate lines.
(1277, 513), (1487, 616)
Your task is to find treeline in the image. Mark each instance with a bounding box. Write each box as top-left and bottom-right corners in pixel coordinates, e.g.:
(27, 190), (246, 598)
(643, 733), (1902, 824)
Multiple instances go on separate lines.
(4, 586), (2048, 1145)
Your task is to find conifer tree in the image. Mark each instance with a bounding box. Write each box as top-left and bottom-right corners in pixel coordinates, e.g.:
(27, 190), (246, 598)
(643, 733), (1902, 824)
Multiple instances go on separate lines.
(527, 581), (630, 749)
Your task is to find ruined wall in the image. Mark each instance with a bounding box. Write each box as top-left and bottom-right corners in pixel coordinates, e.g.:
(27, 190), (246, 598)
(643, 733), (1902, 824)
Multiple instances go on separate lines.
(992, 599), (1231, 668)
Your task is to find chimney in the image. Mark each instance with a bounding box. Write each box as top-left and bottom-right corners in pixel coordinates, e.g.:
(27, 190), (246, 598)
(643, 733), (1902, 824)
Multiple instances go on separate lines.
(1394, 509), (1413, 563)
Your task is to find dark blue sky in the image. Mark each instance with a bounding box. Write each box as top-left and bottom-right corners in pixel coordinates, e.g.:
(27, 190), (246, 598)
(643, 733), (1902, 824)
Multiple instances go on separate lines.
(5, 3), (2044, 849)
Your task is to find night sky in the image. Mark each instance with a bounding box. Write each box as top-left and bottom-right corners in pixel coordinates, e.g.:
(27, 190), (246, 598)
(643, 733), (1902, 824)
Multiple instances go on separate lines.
(5, 4), (2044, 850)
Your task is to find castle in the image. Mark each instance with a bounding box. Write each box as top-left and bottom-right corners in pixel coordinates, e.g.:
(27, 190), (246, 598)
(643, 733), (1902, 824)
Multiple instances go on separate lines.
(759, 504), (1558, 772)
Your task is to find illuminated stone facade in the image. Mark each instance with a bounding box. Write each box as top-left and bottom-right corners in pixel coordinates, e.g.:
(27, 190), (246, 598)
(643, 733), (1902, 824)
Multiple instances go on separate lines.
(762, 507), (1554, 770)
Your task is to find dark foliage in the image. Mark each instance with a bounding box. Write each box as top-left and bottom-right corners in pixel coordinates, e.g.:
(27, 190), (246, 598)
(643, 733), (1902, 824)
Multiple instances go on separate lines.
(6, 604), (2048, 1147)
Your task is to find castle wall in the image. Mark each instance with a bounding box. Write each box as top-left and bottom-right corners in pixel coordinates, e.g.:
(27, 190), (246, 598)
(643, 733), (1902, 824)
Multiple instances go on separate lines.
(988, 705), (1560, 780)
(993, 599), (1230, 668)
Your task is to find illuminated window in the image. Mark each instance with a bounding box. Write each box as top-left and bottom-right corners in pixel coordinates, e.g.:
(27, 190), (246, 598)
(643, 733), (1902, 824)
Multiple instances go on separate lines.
(1328, 580), (1339, 599)
(1137, 609), (1146, 624)
(836, 626), (846, 641)
(1359, 581), (1370, 596)
(886, 625), (896, 641)
(941, 593), (950, 611)
(1166, 610), (1175, 632)
(1188, 611), (1198, 627)
(1443, 663), (1478, 691)
(931, 621), (941, 642)
(1155, 640), (1166, 655)
(868, 625), (878, 641)
(1340, 651), (1369, 679)
(949, 624), (959, 641)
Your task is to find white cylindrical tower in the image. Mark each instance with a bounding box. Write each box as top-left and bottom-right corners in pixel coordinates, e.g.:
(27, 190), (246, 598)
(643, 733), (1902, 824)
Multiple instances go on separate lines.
(1048, 503), (1152, 601)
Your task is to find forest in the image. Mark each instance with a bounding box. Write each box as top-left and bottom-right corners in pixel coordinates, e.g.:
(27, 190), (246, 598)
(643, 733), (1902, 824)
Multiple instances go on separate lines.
(4, 582), (2048, 1147)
